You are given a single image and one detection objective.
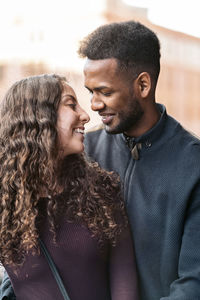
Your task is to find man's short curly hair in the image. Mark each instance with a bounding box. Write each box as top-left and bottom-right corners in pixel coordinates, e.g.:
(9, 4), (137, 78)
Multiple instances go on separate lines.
(78, 20), (161, 83)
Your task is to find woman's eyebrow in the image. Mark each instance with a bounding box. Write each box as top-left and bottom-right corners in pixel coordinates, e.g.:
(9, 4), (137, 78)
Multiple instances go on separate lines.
(61, 94), (77, 102)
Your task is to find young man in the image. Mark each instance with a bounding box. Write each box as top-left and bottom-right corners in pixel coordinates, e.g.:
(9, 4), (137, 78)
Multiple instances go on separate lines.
(79, 21), (200, 299)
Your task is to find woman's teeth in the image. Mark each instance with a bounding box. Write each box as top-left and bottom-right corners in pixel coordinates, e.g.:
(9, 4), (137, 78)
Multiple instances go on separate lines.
(74, 128), (84, 134)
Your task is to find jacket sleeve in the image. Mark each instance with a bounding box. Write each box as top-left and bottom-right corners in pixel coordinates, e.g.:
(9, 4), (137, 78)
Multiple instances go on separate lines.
(161, 183), (200, 299)
(109, 224), (139, 300)
(0, 271), (16, 300)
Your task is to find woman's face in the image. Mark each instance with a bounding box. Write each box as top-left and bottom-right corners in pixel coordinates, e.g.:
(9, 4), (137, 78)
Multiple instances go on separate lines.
(57, 82), (90, 157)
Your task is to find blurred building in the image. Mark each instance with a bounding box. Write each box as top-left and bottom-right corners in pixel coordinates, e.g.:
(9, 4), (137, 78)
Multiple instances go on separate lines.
(105, 0), (200, 135)
(0, 0), (200, 134)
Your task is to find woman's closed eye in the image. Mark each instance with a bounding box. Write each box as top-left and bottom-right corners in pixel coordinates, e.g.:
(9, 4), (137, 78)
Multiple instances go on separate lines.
(67, 102), (77, 110)
(62, 96), (77, 110)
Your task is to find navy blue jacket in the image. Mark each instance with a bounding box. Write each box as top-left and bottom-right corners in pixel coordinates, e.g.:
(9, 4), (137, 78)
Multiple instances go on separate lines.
(84, 104), (200, 300)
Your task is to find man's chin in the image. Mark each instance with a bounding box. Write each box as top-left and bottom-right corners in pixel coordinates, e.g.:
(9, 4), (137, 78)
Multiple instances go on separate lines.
(105, 124), (122, 135)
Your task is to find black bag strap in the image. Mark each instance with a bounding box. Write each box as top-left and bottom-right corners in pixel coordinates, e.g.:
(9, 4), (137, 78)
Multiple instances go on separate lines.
(39, 239), (71, 300)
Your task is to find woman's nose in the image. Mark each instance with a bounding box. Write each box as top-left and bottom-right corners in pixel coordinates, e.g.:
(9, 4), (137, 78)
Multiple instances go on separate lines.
(79, 107), (90, 124)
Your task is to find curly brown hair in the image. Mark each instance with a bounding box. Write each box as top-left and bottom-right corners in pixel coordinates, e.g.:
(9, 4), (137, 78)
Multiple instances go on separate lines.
(0, 74), (127, 267)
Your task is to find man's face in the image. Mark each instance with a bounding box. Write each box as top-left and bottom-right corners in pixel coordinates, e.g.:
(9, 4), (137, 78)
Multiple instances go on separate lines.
(83, 58), (144, 136)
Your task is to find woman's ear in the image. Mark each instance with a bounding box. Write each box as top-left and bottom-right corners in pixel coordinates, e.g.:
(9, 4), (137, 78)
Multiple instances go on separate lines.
(135, 72), (151, 98)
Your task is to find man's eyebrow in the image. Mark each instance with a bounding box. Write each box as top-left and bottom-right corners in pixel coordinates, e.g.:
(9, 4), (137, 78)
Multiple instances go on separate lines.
(85, 86), (109, 92)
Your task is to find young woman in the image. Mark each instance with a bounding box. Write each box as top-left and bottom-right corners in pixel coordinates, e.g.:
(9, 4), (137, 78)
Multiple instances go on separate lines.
(0, 74), (138, 300)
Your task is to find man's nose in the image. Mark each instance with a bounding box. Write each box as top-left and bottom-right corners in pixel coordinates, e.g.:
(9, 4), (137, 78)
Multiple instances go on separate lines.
(91, 95), (105, 111)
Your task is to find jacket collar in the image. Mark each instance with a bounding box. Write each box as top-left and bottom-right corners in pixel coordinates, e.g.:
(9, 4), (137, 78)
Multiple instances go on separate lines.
(122, 103), (167, 148)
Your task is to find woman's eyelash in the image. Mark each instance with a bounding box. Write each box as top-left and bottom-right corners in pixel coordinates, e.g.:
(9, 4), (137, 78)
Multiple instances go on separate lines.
(66, 103), (77, 110)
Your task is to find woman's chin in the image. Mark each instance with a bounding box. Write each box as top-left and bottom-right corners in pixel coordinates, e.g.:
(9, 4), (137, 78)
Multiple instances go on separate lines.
(60, 145), (85, 158)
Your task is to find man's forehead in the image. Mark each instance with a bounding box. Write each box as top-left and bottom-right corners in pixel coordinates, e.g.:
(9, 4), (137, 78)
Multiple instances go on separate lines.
(83, 58), (118, 73)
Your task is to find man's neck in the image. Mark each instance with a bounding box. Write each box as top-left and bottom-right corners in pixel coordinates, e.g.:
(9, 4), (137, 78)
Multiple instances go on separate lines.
(124, 104), (161, 138)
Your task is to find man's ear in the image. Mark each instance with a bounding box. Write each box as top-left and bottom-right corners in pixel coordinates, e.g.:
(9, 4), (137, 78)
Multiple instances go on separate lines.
(135, 72), (151, 98)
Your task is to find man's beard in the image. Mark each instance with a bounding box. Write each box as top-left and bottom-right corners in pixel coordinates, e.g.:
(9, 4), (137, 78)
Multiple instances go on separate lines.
(105, 98), (144, 135)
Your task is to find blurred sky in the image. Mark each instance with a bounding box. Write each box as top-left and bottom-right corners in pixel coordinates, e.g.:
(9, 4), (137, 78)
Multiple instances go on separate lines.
(0, 0), (199, 72)
(0, 0), (106, 71)
(124, 0), (200, 38)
